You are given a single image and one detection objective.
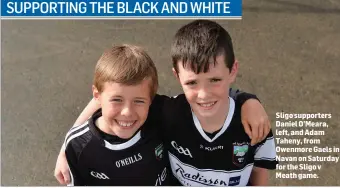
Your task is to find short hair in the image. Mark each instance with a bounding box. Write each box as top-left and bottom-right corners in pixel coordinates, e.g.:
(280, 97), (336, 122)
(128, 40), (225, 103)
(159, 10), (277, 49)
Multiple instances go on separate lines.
(93, 44), (158, 99)
(171, 20), (235, 73)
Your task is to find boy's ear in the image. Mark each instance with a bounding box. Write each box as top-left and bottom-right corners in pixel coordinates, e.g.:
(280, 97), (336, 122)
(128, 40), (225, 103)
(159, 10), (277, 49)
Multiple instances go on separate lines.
(172, 68), (180, 81)
(92, 85), (101, 104)
(229, 61), (239, 83)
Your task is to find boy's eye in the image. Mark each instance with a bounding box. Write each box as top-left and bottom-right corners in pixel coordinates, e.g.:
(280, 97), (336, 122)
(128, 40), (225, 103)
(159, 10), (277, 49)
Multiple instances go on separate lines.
(134, 100), (145, 104)
(111, 98), (122, 102)
(211, 78), (221, 83)
(185, 81), (197, 86)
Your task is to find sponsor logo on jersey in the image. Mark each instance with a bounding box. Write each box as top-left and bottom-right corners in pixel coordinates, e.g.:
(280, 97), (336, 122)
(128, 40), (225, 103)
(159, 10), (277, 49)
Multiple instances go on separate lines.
(155, 143), (164, 160)
(155, 167), (168, 186)
(169, 153), (252, 186)
(200, 144), (224, 151)
(229, 176), (241, 186)
(174, 164), (228, 186)
(232, 142), (249, 166)
(115, 153), (143, 168)
(171, 141), (193, 158)
(90, 171), (110, 180)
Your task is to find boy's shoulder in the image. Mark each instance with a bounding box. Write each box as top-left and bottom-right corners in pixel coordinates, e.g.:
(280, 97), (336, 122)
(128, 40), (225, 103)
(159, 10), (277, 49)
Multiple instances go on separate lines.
(222, 97), (248, 138)
(152, 94), (188, 110)
(151, 94), (189, 118)
(64, 121), (94, 157)
(152, 93), (187, 104)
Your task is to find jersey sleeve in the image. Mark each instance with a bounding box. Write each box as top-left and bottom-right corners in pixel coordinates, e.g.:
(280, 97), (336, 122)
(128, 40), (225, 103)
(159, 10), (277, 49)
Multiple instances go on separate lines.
(229, 88), (260, 106)
(253, 130), (278, 169)
(65, 142), (85, 186)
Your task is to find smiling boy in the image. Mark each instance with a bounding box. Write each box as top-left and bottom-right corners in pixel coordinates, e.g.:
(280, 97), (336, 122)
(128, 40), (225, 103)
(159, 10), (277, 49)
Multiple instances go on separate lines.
(55, 20), (275, 186)
(160, 19), (277, 186)
(64, 45), (170, 185)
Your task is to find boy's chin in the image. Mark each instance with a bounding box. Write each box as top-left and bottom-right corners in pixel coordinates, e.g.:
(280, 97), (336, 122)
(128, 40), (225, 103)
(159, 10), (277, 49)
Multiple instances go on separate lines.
(114, 127), (141, 139)
(193, 105), (218, 118)
(115, 131), (136, 139)
(196, 112), (217, 119)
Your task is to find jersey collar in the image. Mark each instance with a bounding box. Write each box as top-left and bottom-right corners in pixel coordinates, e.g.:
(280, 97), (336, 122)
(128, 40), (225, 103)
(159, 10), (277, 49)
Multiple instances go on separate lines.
(192, 97), (235, 142)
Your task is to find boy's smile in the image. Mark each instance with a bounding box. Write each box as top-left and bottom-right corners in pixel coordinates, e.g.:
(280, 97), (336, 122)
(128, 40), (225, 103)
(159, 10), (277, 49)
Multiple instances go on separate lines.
(197, 101), (217, 109)
(115, 120), (136, 128)
(174, 55), (238, 131)
(93, 79), (152, 139)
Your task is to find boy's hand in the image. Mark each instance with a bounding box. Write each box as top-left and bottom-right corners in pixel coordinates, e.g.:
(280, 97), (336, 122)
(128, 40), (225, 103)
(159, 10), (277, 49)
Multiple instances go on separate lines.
(241, 99), (270, 145)
(54, 152), (70, 185)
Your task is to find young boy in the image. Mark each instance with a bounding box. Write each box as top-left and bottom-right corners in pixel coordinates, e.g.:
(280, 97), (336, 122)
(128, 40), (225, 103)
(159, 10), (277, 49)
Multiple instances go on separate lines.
(55, 21), (275, 186)
(160, 20), (278, 186)
(64, 45), (171, 185)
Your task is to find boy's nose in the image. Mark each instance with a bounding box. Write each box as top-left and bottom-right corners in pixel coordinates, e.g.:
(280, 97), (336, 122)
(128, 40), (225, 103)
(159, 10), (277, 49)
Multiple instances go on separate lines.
(121, 106), (133, 117)
(197, 88), (210, 99)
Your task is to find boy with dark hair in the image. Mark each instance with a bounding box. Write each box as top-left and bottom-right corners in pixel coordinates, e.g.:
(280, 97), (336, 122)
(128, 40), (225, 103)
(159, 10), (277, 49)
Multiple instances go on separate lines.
(164, 19), (277, 186)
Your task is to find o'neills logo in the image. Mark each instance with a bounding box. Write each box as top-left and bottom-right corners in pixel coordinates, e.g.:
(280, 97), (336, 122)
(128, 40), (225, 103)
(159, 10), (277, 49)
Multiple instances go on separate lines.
(115, 153), (142, 168)
(175, 164), (227, 186)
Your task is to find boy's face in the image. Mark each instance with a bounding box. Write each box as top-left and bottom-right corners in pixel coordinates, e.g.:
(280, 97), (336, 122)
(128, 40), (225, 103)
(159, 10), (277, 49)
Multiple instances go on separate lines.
(174, 55), (238, 120)
(93, 79), (152, 139)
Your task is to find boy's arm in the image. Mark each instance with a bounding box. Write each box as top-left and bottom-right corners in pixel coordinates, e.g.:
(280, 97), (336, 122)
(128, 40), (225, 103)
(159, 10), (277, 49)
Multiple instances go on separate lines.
(65, 143), (85, 186)
(54, 98), (99, 185)
(229, 88), (271, 145)
(249, 167), (269, 186)
(73, 98), (100, 126)
(241, 98), (270, 146)
(54, 151), (71, 185)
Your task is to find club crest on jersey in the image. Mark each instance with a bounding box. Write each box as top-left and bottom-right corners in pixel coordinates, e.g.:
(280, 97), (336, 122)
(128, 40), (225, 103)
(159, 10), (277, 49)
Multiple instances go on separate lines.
(155, 143), (164, 160)
(232, 142), (249, 166)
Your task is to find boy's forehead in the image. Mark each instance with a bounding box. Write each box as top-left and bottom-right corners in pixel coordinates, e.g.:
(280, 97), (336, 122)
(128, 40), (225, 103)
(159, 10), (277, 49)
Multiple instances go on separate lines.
(102, 80), (151, 96)
(104, 77), (152, 87)
(178, 55), (228, 74)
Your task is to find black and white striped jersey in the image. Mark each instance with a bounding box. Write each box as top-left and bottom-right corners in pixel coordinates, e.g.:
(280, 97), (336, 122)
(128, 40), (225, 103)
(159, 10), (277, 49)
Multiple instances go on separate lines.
(64, 108), (171, 186)
(155, 94), (278, 186)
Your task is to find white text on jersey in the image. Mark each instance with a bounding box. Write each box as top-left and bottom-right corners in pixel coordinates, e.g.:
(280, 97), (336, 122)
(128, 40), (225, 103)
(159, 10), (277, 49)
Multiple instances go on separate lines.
(155, 167), (167, 186)
(90, 171), (110, 180)
(169, 153), (252, 186)
(115, 153), (143, 168)
(200, 144), (224, 151)
(171, 141), (193, 158)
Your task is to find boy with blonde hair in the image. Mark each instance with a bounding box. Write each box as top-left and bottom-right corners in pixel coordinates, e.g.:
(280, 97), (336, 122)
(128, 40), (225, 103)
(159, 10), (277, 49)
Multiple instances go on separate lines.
(64, 45), (170, 185)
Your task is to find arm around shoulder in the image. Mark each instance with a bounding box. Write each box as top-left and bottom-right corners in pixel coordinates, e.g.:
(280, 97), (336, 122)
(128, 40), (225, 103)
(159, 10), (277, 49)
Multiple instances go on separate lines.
(54, 98), (98, 185)
(229, 88), (271, 145)
(73, 98), (100, 126)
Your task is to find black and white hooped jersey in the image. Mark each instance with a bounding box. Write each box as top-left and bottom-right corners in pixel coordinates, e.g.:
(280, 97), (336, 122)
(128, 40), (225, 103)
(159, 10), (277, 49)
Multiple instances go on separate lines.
(64, 108), (170, 186)
(155, 94), (278, 186)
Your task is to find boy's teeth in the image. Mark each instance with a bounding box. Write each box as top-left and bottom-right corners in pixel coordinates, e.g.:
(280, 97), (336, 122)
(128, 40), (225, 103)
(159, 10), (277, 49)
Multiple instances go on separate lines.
(199, 102), (215, 107)
(117, 121), (134, 127)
